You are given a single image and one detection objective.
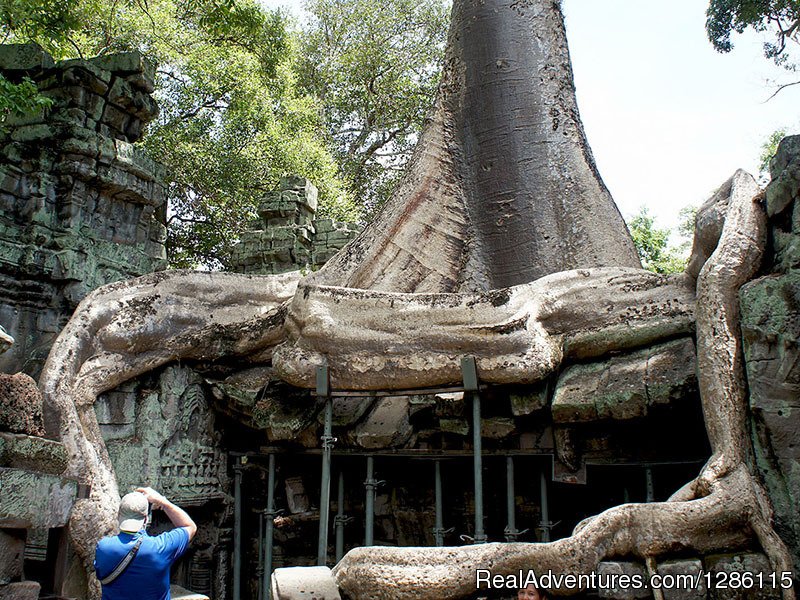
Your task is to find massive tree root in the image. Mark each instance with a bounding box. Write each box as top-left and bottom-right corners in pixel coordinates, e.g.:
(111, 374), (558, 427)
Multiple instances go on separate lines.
(39, 266), (692, 589)
(274, 268), (694, 390)
(328, 173), (796, 600)
(39, 172), (795, 597)
(39, 270), (301, 590)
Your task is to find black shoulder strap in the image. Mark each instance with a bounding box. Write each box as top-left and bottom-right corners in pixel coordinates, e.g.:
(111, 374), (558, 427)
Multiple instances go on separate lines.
(99, 537), (144, 585)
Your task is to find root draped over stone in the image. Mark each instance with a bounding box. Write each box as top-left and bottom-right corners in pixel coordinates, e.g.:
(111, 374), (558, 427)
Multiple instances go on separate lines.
(328, 171), (796, 600)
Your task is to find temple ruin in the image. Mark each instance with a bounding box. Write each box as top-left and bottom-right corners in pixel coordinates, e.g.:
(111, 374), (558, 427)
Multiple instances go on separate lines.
(1, 1), (799, 599)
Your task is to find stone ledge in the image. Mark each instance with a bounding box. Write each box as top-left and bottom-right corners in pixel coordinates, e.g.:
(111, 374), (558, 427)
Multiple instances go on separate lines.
(0, 433), (66, 474)
(0, 467), (77, 528)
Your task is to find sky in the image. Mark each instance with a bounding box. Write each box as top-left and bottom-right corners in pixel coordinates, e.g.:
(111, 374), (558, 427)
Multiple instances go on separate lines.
(261, 0), (798, 231)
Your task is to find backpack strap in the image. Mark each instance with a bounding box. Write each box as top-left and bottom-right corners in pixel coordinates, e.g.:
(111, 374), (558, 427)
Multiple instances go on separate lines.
(98, 537), (144, 585)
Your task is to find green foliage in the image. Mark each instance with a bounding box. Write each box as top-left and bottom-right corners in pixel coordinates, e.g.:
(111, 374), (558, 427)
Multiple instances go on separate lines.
(0, 74), (53, 124)
(706, 0), (800, 69)
(299, 0), (450, 218)
(2, 0), (359, 269)
(628, 206), (694, 274)
(759, 128), (787, 173)
(1, 0), (452, 267)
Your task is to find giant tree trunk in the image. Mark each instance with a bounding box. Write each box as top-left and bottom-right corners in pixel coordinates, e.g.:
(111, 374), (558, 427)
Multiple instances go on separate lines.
(313, 0), (640, 293)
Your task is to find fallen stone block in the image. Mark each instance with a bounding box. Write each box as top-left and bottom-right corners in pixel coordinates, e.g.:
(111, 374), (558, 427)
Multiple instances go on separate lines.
(271, 566), (341, 600)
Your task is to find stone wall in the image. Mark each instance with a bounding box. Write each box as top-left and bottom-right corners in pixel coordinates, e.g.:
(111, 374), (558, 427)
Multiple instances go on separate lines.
(228, 175), (359, 275)
(94, 365), (231, 598)
(740, 134), (800, 573)
(0, 43), (167, 377)
(0, 343), (80, 599)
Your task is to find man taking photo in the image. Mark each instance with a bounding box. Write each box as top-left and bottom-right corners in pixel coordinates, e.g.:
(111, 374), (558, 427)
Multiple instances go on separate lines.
(94, 486), (197, 600)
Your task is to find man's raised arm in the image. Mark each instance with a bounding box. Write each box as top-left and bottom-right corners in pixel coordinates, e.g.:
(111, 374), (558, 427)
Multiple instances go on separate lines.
(136, 486), (198, 540)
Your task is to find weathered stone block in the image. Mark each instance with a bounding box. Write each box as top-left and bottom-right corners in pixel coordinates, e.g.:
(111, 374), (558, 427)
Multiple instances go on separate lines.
(0, 44), (54, 71)
(481, 416), (515, 439)
(319, 395), (374, 427)
(355, 396), (412, 448)
(552, 338), (697, 424)
(169, 585), (209, 600)
(509, 381), (549, 416)
(90, 51), (152, 78)
(0, 433), (67, 474)
(439, 418), (469, 435)
(703, 553), (781, 600)
(0, 581), (41, 600)
(0, 530), (25, 584)
(656, 559), (706, 600)
(271, 566), (340, 600)
(0, 373), (45, 437)
(284, 476), (311, 514)
(0, 468), (77, 528)
(597, 561), (650, 600)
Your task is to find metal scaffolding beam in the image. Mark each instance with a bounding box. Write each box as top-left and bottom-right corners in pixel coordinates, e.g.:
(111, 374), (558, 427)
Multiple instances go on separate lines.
(434, 460), (443, 546)
(539, 467), (551, 542)
(233, 456), (244, 600)
(462, 356), (486, 544)
(256, 511), (264, 600)
(262, 454), (276, 600)
(317, 366), (334, 566)
(364, 456), (377, 546)
(504, 456), (526, 542)
(335, 471), (347, 562)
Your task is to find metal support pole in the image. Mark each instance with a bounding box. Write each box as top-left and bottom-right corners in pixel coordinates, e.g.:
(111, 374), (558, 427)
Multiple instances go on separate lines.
(233, 456), (244, 600)
(317, 365), (334, 565)
(256, 511), (264, 600)
(504, 456), (527, 542)
(263, 454), (276, 600)
(462, 356), (486, 544)
(434, 460), (444, 546)
(539, 468), (551, 542)
(335, 471), (346, 561)
(645, 467), (655, 503)
(364, 456), (376, 546)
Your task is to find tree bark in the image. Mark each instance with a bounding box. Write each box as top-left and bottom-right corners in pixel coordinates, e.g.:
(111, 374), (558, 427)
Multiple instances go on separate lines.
(311, 0), (640, 293)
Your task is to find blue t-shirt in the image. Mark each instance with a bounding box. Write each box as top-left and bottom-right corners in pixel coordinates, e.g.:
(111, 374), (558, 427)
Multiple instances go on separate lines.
(94, 528), (190, 600)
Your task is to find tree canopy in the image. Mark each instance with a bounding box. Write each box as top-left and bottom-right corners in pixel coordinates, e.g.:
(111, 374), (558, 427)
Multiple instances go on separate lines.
(706, 0), (800, 70)
(298, 0), (449, 217)
(627, 206), (695, 274)
(1, 0), (450, 267)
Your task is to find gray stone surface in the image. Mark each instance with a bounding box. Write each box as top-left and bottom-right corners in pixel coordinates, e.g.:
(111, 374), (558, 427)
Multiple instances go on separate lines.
(272, 566), (341, 600)
(0, 374), (44, 437)
(0, 581), (41, 600)
(169, 585), (210, 600)
(103, 365), (228, 505)
(0, 433), (67, 474)
(0, 467), (76, 528)
(656, 559), (706, 600)
(552, 338), (697, 424)
(0, 44), (167, 377)
(229, 177), (359, 275)
(703, 553), (781, 600)
(741, 135), (800, 573)
(597, 561), (651, 600)
(0, 530), (24, 584)
(353, 396), (413, 448)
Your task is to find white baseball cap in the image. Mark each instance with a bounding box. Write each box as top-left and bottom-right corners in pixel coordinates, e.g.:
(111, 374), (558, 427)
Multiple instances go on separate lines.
(118, 492), (148, 532)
